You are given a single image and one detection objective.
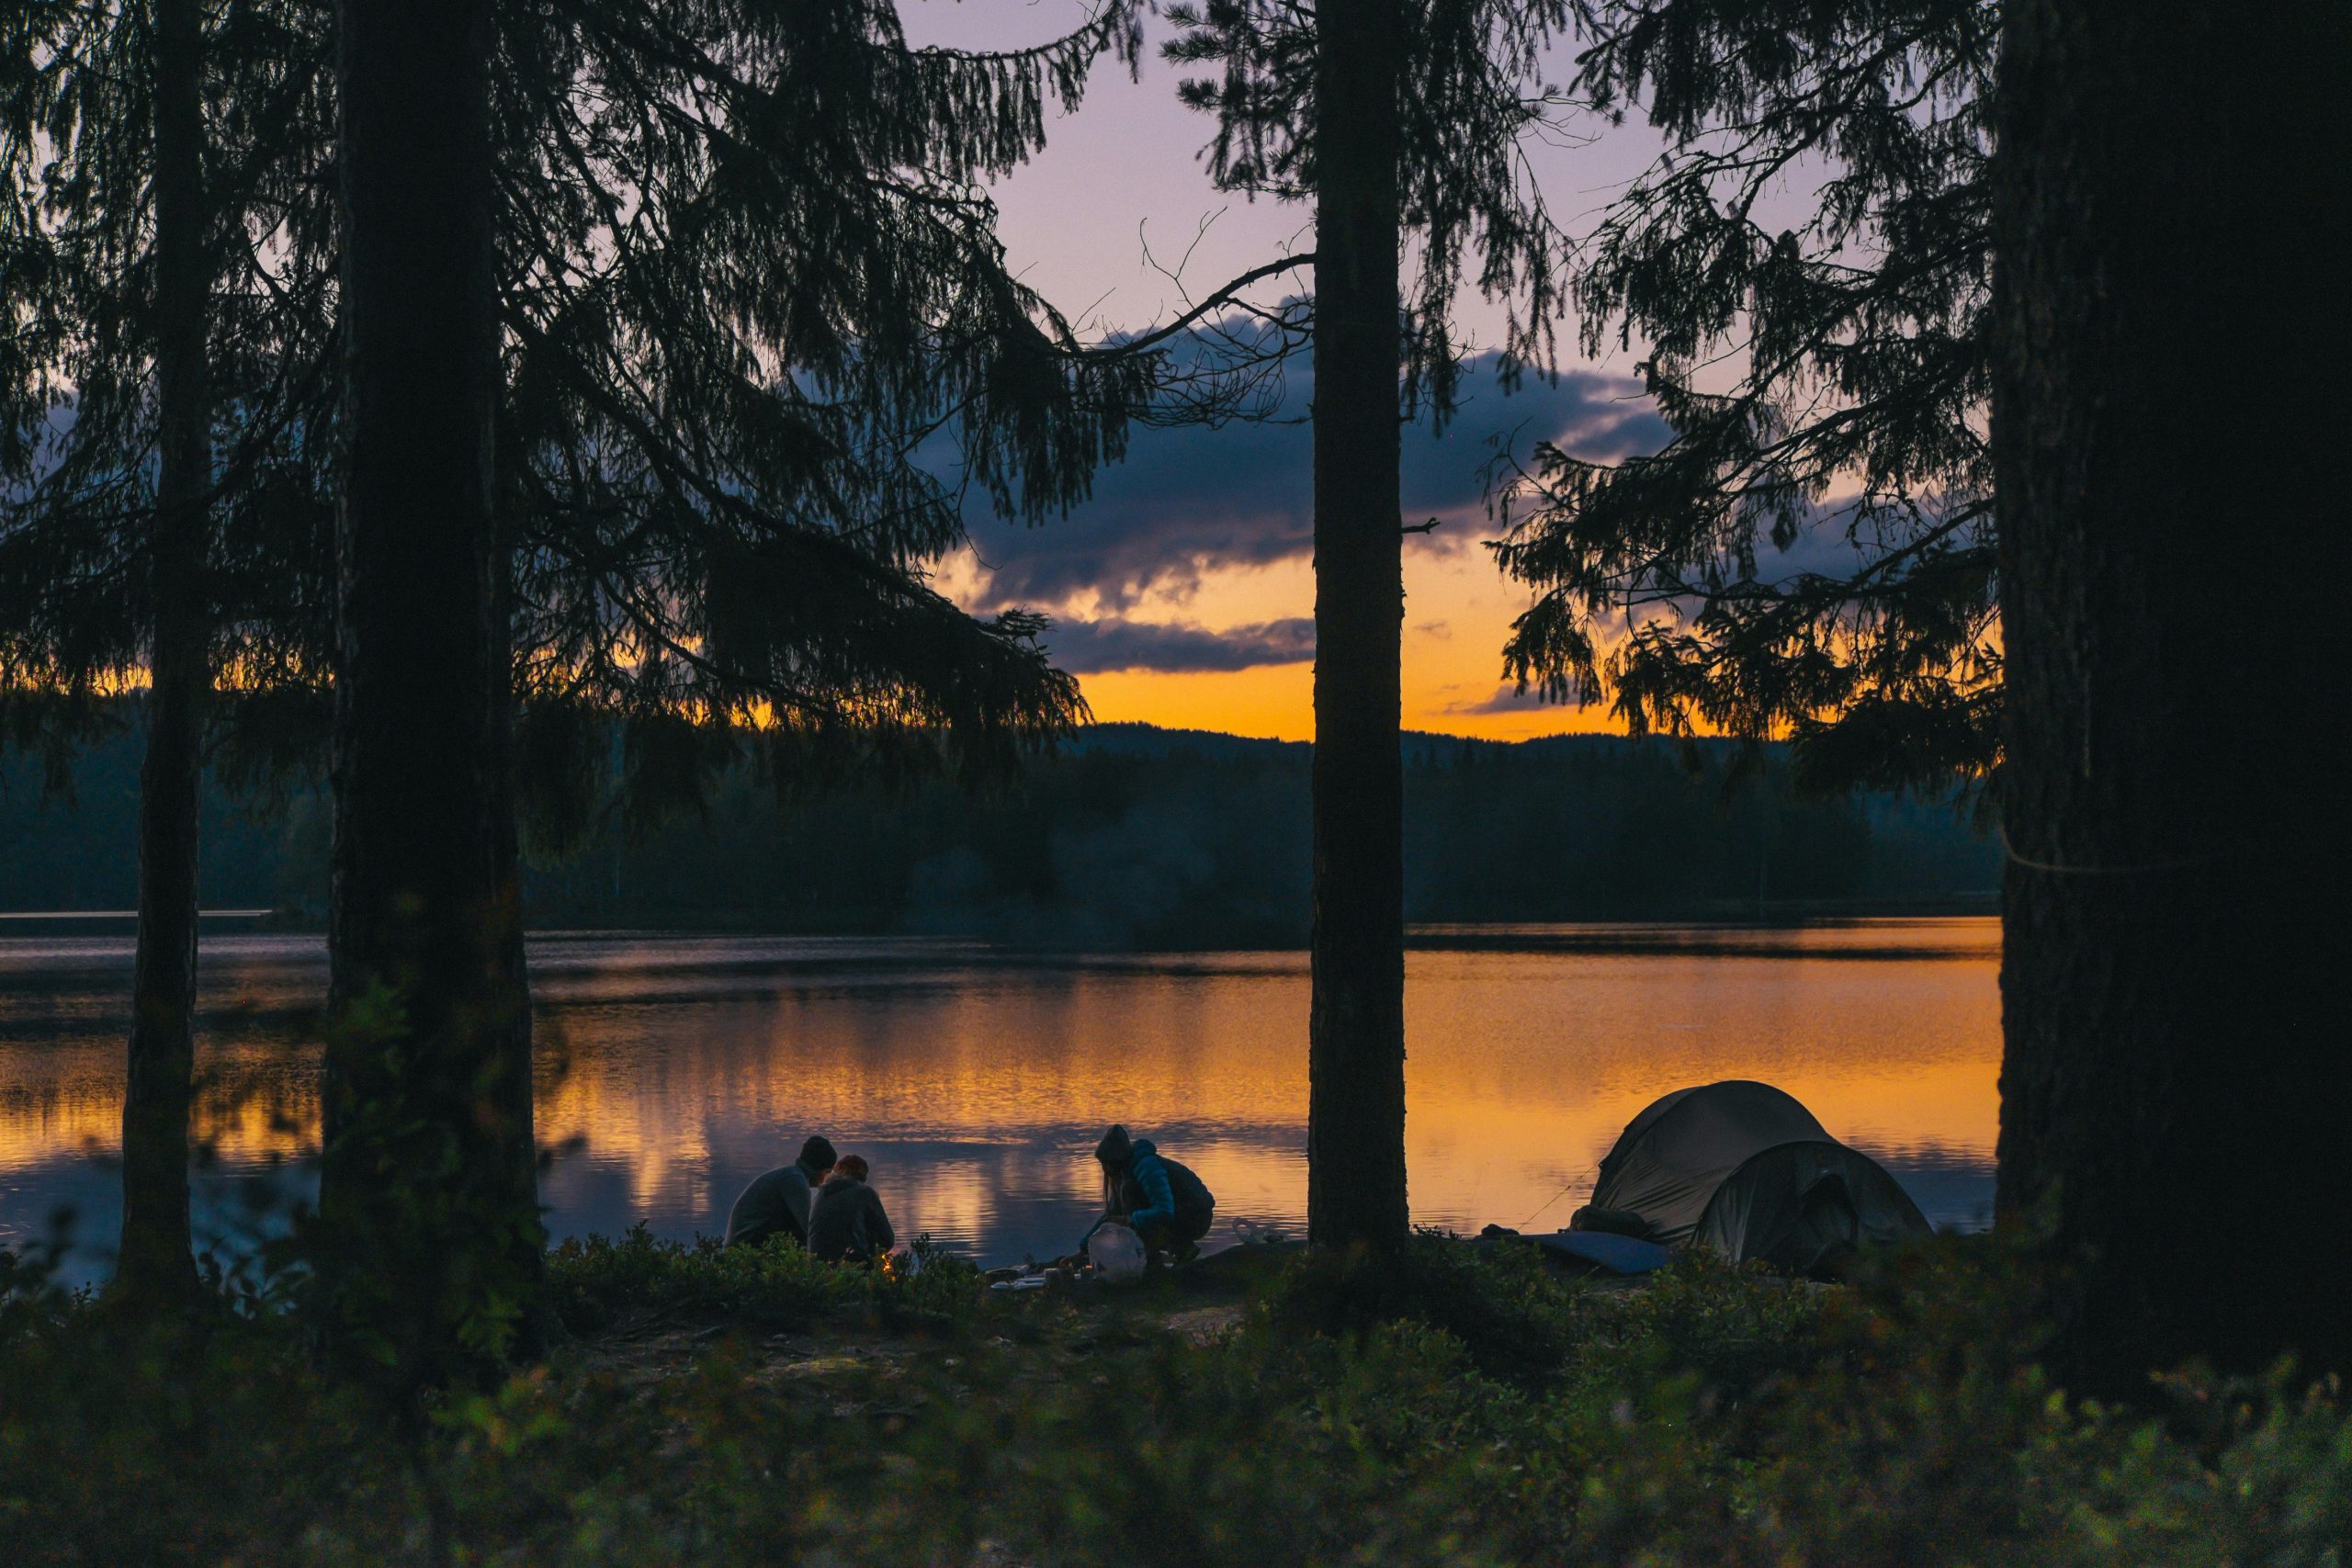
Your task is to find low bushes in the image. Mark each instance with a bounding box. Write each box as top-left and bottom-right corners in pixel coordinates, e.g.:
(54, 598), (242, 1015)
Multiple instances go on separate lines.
(544, 1224), (981, 1335)
(2, 1232), (2346, 1565)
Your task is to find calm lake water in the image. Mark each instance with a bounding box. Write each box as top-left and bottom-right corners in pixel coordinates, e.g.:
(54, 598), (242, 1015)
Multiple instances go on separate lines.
(0, 920), (2000, 1282)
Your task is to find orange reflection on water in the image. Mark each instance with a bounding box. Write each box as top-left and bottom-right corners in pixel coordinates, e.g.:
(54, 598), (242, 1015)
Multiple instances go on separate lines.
(1, 922), (2001, 1267)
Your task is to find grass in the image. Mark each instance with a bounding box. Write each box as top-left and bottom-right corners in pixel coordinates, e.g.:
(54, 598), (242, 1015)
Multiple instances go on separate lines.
(3, 1231), (2346, 1564)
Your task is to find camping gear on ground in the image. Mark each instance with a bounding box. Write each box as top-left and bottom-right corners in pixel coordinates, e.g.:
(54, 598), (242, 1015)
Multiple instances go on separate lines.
(986, 1262), (1073, 1292)
(1572, 1080), (1930, 1275)
(1479, 1222), (1673, 1277)
(1533, 1229), (1673, 1275)
(1566, 1206), (1656, 1241)
(1230, 1217), (1290, 1247)
(1086, 1220), (1148, 1282)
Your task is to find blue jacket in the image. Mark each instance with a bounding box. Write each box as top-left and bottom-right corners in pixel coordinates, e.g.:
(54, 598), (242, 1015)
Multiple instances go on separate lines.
(1080, 1137), (1214, 1249)
(1125, 1139), (1182, 1232)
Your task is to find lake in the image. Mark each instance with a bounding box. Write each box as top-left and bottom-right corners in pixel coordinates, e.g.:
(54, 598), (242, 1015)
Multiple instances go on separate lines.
(0, 919), (2000, 1282)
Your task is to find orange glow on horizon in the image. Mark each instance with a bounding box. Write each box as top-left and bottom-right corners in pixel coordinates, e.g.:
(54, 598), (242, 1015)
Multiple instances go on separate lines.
(983, 539), (1638, 743)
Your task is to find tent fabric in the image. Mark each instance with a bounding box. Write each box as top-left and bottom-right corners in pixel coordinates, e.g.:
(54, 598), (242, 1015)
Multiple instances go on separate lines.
(1589, 1080), (1838, 1247)
(1606, 1084), (1708, 1159)
(1582, 1080), (1930, 1273)
(1689, 1141), (1930, 1274)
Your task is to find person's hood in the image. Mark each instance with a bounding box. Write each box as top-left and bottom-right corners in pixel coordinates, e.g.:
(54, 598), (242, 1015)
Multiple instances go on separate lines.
(818, 1174), (863, 1196)
(1129, 1138), (1158, 1159)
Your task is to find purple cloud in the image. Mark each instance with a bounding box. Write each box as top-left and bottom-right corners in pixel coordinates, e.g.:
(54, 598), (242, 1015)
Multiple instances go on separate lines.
(1442, 682), (1577, 716)
(962, 355), (1668, 613)
(1043, 615), (1315, 673)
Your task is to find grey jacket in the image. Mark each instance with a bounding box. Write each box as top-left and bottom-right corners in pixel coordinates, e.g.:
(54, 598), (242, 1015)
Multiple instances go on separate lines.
(724, 1160), (822, 1247)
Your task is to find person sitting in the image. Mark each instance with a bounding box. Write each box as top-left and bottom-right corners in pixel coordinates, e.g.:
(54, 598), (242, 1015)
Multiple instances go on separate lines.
(1081, 1124), (1216, 1265)
(807, 1155), (896, 1265)
(724, 1134), (836, 1248)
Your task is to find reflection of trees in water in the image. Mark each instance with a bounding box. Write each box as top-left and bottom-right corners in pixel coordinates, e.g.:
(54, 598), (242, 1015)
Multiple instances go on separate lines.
(0, 1039), (318, 1167)
(2, 932), (2001, 1264)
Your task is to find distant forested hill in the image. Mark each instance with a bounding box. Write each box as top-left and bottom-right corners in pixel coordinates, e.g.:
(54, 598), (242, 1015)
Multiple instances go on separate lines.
(0, 726), (305, 914)
(2, 717), (1996, 947)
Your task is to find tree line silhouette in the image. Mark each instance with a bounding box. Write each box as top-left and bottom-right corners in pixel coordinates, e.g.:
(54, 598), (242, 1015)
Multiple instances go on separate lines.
(5, 719), (1998, 942)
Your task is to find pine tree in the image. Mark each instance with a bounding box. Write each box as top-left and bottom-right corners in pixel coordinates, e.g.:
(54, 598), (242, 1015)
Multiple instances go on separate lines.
(1166, 0), (1576, 1248)
(1304, 0), (1410, 1252)
(312, 0), (1163, 1373)
(119, 0), (209, 1303)
(3, 0), (338, 1298)
(1487, 0), (1999, 795)
(1525, 0), (2350, 1382)
(316, 0), (525, 1380)
(1991, 0), (2351, 1383)
(487, 0), (1153, 792)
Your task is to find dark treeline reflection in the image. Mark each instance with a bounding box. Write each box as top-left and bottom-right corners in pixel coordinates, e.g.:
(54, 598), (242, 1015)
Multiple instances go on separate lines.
(4, 720), (1995, 948)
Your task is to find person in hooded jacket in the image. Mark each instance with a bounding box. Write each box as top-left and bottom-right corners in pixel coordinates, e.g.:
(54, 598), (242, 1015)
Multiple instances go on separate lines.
(807, 1154), (896, 1264)
(1080, 1124), (1215, 1264)
(724, 1134), (836, 1248)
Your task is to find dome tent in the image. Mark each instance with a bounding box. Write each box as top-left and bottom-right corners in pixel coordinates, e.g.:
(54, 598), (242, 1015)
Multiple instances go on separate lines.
(1572, 1080), (1930, 1274)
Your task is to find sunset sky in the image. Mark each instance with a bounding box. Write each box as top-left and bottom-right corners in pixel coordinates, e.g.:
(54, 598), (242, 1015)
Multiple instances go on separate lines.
(908, 2), (1683, 741)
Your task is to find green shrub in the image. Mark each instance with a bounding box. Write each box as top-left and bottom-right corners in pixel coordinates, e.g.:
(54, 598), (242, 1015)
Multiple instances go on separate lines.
(545, 1224), (982, 1335)
(1539, 1235), (2352, 1566)
(847, 1310), (1532, 1566)
(1264, 1228), (1582, 1385)
(4, 1229), (2347, 1565)
(1555, 1249), (1826, 1409)
(0, 1305), (393, 1564)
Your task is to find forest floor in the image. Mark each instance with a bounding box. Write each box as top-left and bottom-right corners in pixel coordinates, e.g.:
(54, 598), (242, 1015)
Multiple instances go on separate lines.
(573, 1243), (1316, 1403)
(571, 1238), (1656, 1394)
(5, 1231), (2346, 1564)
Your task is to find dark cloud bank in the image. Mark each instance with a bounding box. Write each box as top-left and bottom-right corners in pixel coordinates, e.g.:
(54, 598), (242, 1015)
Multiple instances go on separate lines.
(1044, 615), (1317, 675)
(1446, 683), (1555, 717)
(961, 355), (1668, 674)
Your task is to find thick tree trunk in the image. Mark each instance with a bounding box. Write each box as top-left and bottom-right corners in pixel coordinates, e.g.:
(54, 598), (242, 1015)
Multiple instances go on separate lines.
(320, 0), (540, 1379)
(1992, 0), (2351, 1385)
(1306, 0), (1408, 1251)
(118, 0), (210, 1303)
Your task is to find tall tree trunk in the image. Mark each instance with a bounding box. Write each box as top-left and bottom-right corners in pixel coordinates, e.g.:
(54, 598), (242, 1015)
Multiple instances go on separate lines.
(1992, 0), (2351, 1386)
(319, 0), (540, 1381)
(1306, 0), (1408, 1251)
(118, 0), (210, 1303)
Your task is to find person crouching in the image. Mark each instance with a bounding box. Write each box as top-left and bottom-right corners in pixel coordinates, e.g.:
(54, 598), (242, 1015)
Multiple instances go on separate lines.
(1083, 1124), (1215, 1265)
(808, 1154), (896, 1264)
(725, 1134), (837, 1248)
